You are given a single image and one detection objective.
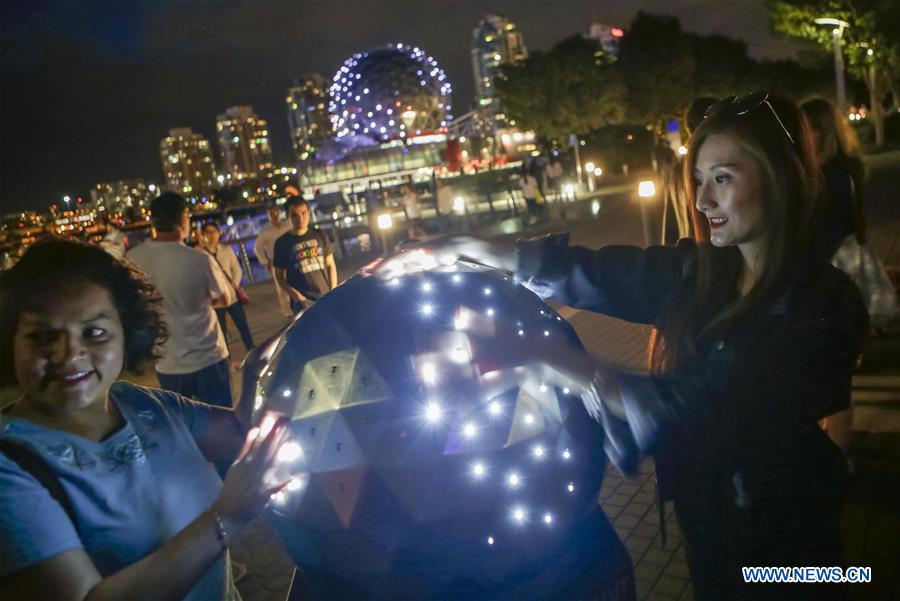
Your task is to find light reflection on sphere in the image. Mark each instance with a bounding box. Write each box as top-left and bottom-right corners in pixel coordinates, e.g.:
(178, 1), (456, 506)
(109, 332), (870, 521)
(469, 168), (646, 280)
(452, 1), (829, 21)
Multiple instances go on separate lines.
(256, 263), (607, 595)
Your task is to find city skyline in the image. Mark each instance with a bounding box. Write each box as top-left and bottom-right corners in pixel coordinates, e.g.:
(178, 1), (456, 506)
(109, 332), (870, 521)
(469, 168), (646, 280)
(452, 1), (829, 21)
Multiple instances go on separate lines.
(0, 1), (805, 213)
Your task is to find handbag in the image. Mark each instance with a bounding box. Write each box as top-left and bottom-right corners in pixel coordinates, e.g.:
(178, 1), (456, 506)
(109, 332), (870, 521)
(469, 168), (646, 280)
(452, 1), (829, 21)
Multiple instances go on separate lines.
(206, 247), (250, 305)
(832, 236), (898, 326)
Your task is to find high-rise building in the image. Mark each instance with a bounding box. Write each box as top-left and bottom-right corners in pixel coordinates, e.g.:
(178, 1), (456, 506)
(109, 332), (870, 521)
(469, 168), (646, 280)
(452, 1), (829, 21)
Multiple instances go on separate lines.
(471, 14), (528, 134)
(287, 75), (332, 162)
(216, 106), (273, 180)
(586, 23), (624, 62)
(159, 128), (218, 199)
(90, 179), (160, 214)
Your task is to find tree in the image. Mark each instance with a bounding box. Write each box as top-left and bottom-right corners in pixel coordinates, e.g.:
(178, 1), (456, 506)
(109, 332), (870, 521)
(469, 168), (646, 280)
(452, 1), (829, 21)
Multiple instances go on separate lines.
(614, 12), (697, 126)
(494, 35), (625, 141)
(768, 0), (900, 147)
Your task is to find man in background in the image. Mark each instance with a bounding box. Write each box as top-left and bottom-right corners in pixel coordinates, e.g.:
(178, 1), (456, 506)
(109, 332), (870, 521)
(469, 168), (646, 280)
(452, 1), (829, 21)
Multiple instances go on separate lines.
(128, 192), (233, 407)
(254, 203), (292, 317)
(273, 196), (338, 314)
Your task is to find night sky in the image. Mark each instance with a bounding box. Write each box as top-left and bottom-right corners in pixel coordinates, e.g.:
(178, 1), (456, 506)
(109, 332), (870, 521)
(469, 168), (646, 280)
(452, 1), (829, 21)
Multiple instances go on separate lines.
(0, 0), (804, 213)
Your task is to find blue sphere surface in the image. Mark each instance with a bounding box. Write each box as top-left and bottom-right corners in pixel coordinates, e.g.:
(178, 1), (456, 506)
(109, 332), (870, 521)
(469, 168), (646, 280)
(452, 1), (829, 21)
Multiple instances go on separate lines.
(255, 263), (610, 596)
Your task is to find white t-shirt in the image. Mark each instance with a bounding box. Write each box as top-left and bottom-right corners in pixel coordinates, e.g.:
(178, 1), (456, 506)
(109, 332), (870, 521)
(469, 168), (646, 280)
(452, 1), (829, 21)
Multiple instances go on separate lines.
(204, 244), (242, 306)
(436, 186), (454, 214)
(521, 175), (539, 199)
(128, 241), (229, 374)
(402, 190), (422, 219)
(254, 222), (291, 269)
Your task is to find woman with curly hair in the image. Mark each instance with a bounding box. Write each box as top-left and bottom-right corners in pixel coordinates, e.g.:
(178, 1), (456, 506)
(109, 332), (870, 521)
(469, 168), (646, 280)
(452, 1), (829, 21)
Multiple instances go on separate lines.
(0, 239), (288, 600)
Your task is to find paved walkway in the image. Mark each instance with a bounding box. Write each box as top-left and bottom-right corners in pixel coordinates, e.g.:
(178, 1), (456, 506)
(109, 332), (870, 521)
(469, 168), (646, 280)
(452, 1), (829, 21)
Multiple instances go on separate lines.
(127, 157), (900, 600)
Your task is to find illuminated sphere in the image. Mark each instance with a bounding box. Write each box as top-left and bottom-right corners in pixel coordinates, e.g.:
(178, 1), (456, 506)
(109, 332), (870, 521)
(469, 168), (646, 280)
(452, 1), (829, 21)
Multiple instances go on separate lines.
(328, 43), (453, 143)
(256, 264), (624, 597)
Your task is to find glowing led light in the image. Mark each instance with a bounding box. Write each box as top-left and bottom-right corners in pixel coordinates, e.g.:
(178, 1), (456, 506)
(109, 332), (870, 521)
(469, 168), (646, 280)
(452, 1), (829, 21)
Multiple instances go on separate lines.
(507, 472), (521, 488)
(388, 278), (400, 286)
(472, 462), (486, 478)
(488, 401), (502, 416)
(451, 274), (461, 283)
(486, 308), (494, 316)
(421, 362), (437, 384)
(567, 482), (575, 493)
(421, 281), (432, 292)
(543, 513), (554, 524)
(563, 387), (571, 394)
(512, 506), (526, 522)
(563, 449), (572, 460)
(277, 441), (302, 462)
(424, 402), (442, 422)
(518, 329), (525, 336)
(421, 303), (434, 315)
(524, 413), (535, 425)
(483, 287), (492, 296)
(540, 310), (545, 315)
(463, 422), (477, 438)
(539, 384), (548, 392)
(532, 445), (546, 459)
(282, 389), (291, 397)
(487, 536), (494, 545)
(543, 330), (550, 337)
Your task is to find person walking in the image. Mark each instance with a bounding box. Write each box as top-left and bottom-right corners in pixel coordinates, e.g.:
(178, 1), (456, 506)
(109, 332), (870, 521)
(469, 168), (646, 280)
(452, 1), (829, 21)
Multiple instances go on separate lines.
(127, 192), (233, 407)
(519, 164), (541, 224)
(201, 222), (255, 354)
(273, 196), (337, 314)
(401, 184), (426, 240)
(253, 204), (293, 317)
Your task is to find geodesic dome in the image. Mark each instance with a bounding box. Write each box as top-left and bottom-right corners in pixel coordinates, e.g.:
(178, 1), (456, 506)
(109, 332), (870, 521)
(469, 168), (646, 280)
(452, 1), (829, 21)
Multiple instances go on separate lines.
(328, 43), (452, 144)
(255, 262), (617, 597)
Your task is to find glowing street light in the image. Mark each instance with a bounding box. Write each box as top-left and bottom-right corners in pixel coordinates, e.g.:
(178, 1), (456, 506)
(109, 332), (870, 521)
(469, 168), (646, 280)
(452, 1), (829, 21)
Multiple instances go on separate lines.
(376, 211), (393, 255)
(637, 180), (657, 247)
(814, 17), (850, 112)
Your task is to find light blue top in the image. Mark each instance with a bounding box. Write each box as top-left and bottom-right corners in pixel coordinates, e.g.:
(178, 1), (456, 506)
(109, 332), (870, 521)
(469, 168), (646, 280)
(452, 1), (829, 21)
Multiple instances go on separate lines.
(0, 381), (233, 600)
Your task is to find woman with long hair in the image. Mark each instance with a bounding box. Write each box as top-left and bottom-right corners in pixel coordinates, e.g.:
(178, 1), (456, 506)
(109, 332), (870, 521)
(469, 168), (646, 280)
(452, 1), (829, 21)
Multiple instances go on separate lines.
(801, 97), (867, 260)
(390, 92), (868, 599)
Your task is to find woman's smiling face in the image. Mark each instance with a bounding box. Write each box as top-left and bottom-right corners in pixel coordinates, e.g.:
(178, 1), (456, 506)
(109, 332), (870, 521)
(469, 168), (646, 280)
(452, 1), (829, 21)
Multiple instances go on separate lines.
(13, 280), (125, 413)
(693, 133), (766, 260)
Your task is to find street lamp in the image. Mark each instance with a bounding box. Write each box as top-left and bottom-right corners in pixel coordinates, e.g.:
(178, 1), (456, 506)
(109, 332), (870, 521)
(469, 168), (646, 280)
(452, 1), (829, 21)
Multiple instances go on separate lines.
(637, 180), (656, 247)
(814, 17), (850, 112)
(376, 212), (393, 255)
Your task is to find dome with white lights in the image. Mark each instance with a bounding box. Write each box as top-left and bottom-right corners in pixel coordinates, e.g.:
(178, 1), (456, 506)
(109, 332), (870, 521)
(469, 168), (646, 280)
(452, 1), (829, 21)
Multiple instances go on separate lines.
(328, 43), (453, 144)
(253, 261), (626, 596)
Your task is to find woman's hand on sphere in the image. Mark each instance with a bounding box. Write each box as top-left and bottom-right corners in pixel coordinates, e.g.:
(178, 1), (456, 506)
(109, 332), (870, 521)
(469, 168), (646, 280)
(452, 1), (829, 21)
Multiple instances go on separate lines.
(212, 413), (291, 531)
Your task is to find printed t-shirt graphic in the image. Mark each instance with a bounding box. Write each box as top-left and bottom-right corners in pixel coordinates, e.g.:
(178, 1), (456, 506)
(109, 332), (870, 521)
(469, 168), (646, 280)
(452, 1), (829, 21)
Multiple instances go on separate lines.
(273, 229), (333, 299)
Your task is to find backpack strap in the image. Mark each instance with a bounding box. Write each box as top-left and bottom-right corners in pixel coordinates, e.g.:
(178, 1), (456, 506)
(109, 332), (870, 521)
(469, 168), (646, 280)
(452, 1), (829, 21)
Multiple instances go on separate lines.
(0, 439), (78, 530)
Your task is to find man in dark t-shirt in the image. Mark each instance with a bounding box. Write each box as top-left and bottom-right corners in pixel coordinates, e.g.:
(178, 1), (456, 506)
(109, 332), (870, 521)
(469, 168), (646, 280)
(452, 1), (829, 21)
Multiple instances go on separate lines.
(273, 196), (337, 313)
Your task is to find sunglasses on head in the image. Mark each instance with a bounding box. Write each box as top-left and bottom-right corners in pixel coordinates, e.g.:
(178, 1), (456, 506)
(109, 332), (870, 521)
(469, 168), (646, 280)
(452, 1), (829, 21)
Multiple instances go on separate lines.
(704, 91), (795, 146)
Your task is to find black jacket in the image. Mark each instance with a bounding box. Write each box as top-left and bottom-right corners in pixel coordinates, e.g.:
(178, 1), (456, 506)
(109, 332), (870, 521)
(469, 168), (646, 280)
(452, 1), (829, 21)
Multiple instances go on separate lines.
(516, 235), (869, 599)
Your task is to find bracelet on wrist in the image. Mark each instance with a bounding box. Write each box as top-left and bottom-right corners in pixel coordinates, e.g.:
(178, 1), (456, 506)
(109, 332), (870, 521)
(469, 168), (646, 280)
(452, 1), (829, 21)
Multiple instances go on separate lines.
(211, 509), (231, 549)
